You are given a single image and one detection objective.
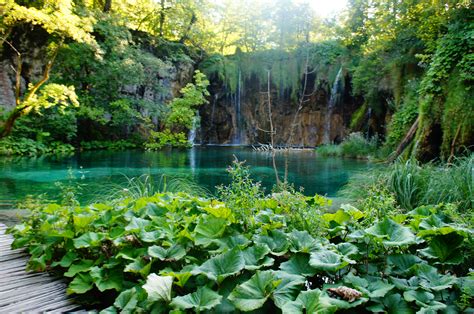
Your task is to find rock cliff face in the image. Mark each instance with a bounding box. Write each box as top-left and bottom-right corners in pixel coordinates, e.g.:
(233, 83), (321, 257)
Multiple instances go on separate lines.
(198, 72), (361, 147)
(0, 26), (194, 120)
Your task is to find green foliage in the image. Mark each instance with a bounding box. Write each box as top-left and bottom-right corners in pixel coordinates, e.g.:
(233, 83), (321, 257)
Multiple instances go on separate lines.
(201, 42), (345, 100)
(0, 136), (74, 156)
(144, 130), (190, 150)
(80, 140), (138, 151)
(165, 70), (210, 132)
(342, 155), (474, 212)
(385, 81), (419, 150)
(8, 184), (473, 312)
(316, 133), (379, 159)
(2, 0), (96, 46)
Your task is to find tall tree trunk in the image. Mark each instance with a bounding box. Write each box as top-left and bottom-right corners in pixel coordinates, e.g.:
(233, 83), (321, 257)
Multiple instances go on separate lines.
(0, 42), (61, 139)
(0, 108), (21, 138)
(103, 0), (112, 12)
(179, 12), (197, 43)
(159, 0), (165, 37)
(387, 116), (419, 163)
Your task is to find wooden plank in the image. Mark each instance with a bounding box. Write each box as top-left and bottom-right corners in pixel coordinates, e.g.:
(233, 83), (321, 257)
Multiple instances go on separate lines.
(0, 282), (66, 305)
(0, 223), (85, 312)
(0, 288), (70, 312)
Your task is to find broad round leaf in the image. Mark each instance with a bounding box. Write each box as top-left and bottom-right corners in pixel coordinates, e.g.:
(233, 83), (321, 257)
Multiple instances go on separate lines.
(171, 287), (222, 311)
(228, 270), (277, 311)
(365, 218), (416, 247)
(309, 250), (348, 272)
(143, 274), (173, 302)
(192, 248), (245, 283)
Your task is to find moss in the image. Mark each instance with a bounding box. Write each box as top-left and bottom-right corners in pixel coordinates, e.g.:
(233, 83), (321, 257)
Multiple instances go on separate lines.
(199, 42), (346, 101)
(350, 103), (367, 130)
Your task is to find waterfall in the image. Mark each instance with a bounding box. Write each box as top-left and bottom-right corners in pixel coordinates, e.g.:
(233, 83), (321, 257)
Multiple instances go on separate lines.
(323, 67), (343, 144)
(209, 93), (218, 143)
(233, 69), (242, 144)
(188, 112), (200, 146)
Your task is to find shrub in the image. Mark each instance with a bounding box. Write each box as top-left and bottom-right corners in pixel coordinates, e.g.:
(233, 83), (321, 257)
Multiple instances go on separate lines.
(0, 137), (75, 156)
(144, 129), (190, 150)
(315, 144), (342, 157)
(341, 155), (473, 212)
(80, 140), (138, 151)
(316, 132), (379, 159)
(340, 132), (379, 158)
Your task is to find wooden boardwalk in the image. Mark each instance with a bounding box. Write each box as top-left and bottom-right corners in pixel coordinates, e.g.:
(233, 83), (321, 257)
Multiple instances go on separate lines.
(0, 223), (83, 313)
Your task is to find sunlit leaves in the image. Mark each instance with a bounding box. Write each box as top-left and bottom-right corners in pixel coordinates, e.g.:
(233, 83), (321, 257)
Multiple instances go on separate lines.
(143, 274), (173, 302)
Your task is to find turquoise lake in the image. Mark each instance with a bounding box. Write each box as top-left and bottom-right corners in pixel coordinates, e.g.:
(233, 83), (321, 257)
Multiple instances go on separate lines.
(0, 147), (375, 204)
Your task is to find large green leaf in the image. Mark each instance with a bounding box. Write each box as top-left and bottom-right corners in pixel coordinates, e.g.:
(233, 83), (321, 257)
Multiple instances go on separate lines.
(383, 293), (415, 314)
(171, 287), (222, 311)
(194, 216), (227, 246)
(160, 265), (194, 288)
(309, 250), (348, 272)
(416, 264), (457, 291)
(143, 274), (173, 302)
(403, 290), (434, 304)
(242, 244), (273, 270)
(365, 218), (416, 247)
(387, 254), (423, 275)
(73, 232), (105, 248)
(192, 248), (245, 283)
(288, 230), (320, 253)
(52, 251), (77, 268)
(64, 259), (94, 277)
(148, 244), (186, 262)
(419, 233), (464, 264)
(125, 217), (151, 232)
(272, 271), (306, 308)
(124, 257), (152, 277)
(280, 254), (317, 277)
(114, 288), (138, 311)
(90, 266), (123, 292)
(343, 274), (394, 298)
(255, 230), (289, 256)
(282, 289), (336, 314)
(228, 270), (277, 311)
(390, 276), (420, 291)
(67, 272), (94, 294)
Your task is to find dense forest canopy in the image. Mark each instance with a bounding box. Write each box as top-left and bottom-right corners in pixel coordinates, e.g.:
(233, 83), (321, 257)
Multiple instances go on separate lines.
(1, 2), (473, 313)
(0, 0), (472, 160)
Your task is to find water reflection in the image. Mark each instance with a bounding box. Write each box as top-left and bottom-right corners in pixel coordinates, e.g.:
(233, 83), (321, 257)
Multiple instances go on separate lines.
(0, 147), (375, 203)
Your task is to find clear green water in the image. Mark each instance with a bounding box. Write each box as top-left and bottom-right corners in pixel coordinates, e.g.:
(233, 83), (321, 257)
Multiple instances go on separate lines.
(0, 147), (374, 204)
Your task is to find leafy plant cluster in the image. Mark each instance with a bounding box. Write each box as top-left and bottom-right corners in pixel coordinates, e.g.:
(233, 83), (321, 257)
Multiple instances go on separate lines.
(316, 132), (379, 159)
(341, 155), (474, 214)
(0, 136), (75, 156)
(8, 164), (474, 313)
(80, 140), (138, 151)
(144, 130), (190, 150)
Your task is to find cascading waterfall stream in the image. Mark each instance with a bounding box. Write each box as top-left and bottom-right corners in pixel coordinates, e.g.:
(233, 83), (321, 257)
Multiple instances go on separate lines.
(323, 67), (343, 144)
(233, 69), (242, 144)
(188, 112), (200, 146)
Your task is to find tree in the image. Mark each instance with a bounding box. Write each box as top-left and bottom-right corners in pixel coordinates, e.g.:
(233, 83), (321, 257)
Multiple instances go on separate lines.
(0, 0), (96, 138)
